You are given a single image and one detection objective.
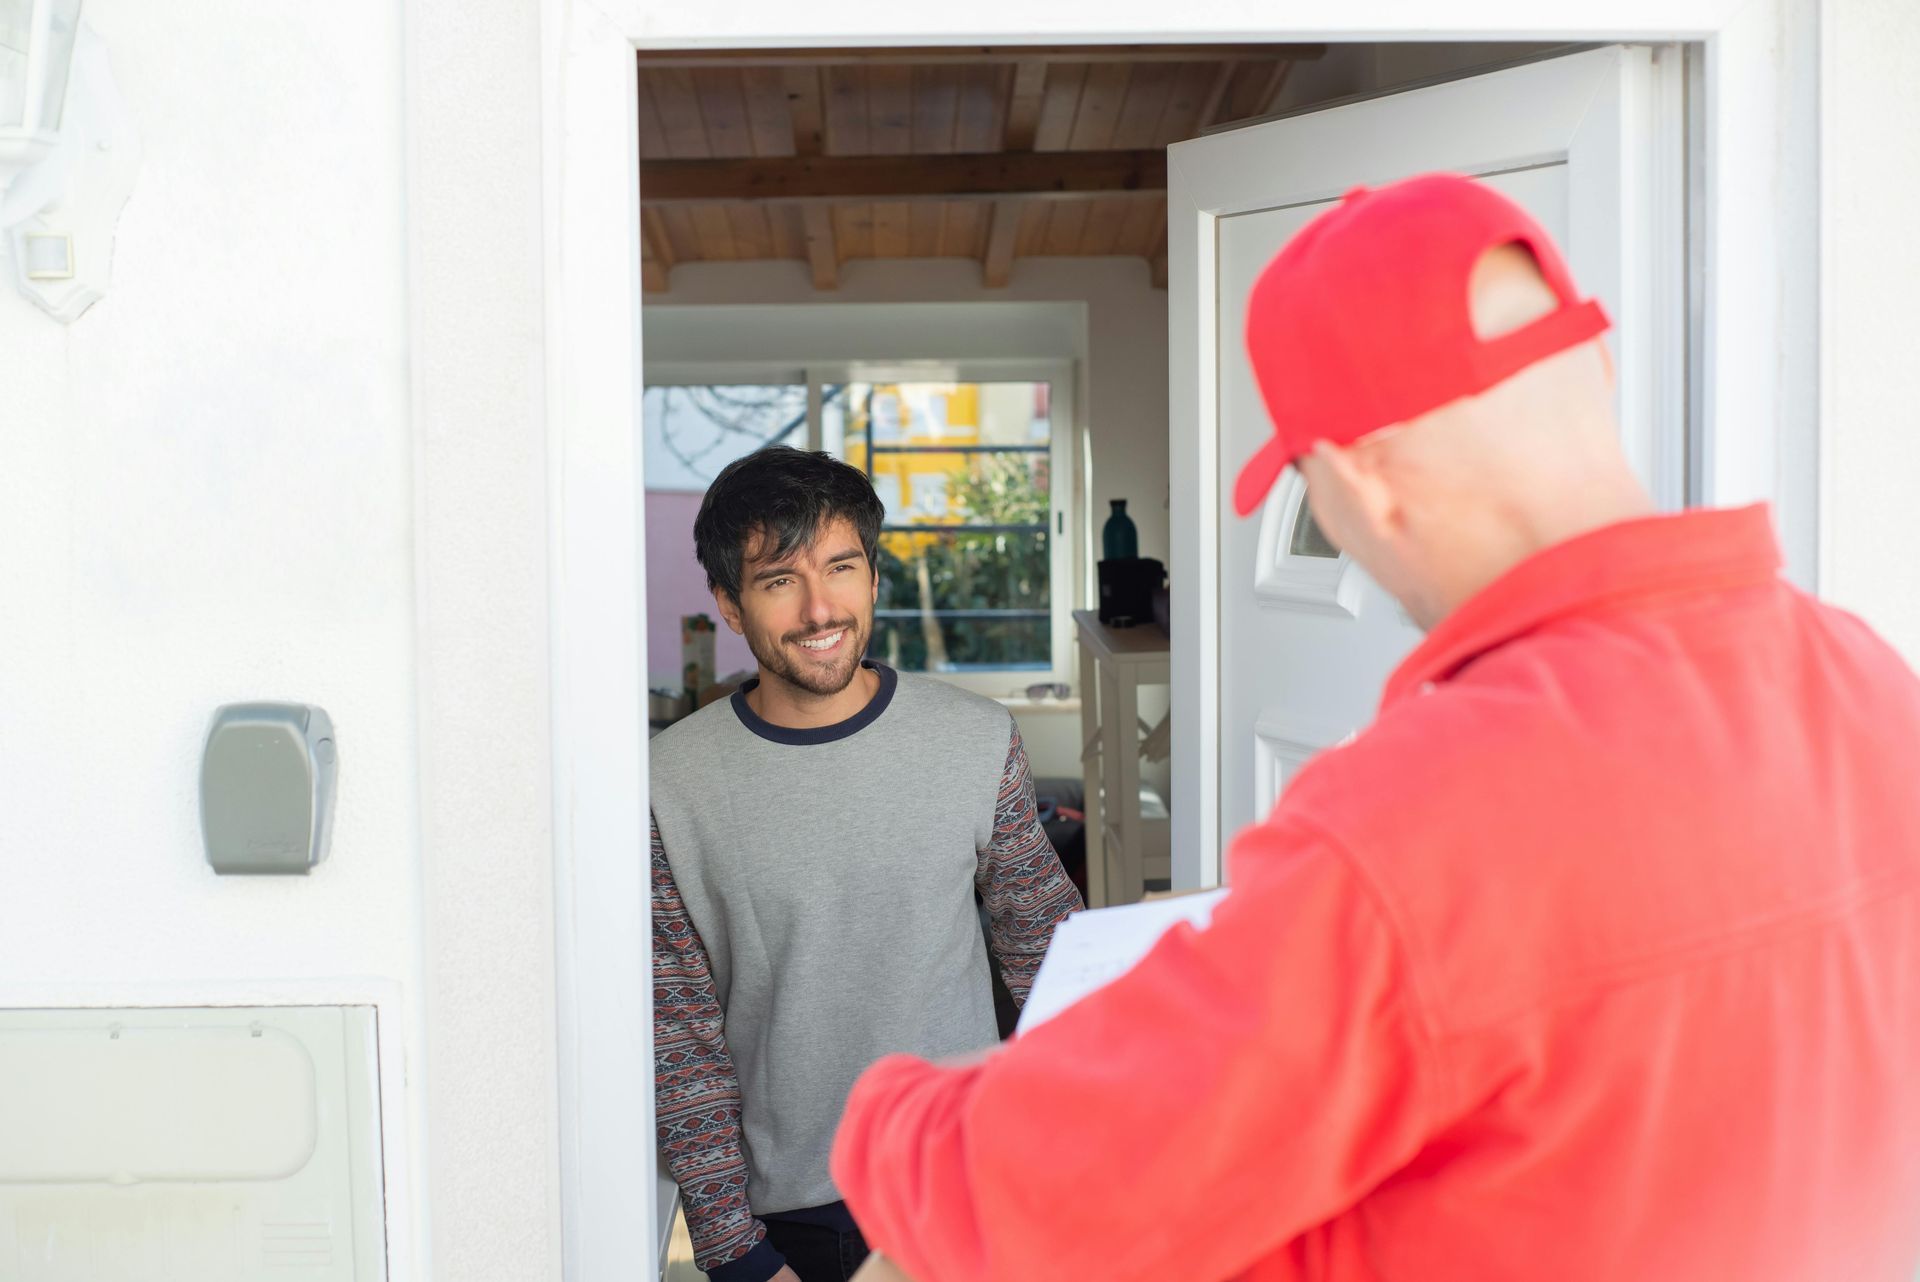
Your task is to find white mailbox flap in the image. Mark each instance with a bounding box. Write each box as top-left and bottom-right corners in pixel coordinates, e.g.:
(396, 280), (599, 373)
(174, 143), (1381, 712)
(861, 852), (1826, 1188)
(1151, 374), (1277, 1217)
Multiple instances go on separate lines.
(0, 1025), (317, 1184)
(0, 1005), (386, 1281)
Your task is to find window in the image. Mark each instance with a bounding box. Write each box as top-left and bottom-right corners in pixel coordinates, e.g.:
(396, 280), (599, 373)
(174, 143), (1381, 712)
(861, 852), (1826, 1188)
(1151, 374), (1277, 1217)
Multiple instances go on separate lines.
(1289, 491), (1340, 559)
(640, 379), (809, 491)
(642, 360), (1078, 697)
(836, 377), (1058, 677)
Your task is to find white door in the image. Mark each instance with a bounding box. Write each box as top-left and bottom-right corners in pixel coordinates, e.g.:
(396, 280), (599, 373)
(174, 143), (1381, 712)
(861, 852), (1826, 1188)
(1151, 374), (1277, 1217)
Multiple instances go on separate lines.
(1168, 46), (1687, 889)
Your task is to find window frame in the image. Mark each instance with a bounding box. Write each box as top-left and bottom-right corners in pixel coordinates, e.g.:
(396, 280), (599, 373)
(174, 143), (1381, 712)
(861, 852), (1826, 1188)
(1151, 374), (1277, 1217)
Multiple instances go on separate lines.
(641, 355), (1081, 699)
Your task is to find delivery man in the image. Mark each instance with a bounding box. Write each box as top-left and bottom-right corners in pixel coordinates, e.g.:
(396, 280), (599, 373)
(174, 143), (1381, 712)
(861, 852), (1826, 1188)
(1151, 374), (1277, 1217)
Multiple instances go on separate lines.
(825, 174), (1920, 1281)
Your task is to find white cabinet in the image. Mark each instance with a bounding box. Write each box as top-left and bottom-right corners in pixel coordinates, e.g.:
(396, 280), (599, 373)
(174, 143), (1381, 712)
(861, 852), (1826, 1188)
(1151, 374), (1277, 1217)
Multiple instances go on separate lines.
(1075, 609), (1172, 907)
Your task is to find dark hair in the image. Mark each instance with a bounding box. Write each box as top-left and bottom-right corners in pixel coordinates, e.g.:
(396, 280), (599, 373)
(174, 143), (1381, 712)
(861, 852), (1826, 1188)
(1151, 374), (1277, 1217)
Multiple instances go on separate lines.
(694, 446), (885, 601)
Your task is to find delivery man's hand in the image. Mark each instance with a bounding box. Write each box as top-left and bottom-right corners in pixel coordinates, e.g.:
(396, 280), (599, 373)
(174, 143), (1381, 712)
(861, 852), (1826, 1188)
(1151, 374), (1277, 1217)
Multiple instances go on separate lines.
(770, 1268), (802, 1282)
(850, 1251), (916, 1282)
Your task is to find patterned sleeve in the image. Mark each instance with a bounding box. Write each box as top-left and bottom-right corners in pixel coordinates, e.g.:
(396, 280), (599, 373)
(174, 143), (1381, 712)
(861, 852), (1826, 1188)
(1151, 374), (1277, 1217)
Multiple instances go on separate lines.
(652, 819), (783, 1282)
(975, 723), (1086, 1003)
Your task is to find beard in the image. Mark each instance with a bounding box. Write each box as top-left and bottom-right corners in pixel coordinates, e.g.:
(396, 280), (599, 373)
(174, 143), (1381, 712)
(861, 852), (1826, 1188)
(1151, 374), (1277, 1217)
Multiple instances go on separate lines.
(748, 614), (870, 698)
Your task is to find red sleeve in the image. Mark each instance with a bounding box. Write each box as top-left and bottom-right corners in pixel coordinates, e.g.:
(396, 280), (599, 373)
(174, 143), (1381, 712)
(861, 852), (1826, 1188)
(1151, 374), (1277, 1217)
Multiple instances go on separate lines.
(830, 817), (1437, 1282)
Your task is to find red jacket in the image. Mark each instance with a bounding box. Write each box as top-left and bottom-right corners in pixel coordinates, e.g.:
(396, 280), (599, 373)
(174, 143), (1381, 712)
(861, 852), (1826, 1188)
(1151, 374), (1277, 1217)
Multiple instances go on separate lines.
(833, 506), (1920, 1281)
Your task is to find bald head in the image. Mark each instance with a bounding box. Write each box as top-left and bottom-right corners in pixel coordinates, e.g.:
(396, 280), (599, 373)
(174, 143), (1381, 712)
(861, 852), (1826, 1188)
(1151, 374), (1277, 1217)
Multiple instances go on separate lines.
(1296, 242), (1651, 630)
(1471, 243), (1563, 338)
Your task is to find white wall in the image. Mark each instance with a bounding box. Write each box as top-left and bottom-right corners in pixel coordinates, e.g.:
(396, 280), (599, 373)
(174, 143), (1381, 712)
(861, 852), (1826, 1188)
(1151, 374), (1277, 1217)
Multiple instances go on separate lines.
(2, 3), (569, 1280)
(1821, 0), (1920, 667)
(0, 0), (429, 1276)
(649, 259), (1172, 788)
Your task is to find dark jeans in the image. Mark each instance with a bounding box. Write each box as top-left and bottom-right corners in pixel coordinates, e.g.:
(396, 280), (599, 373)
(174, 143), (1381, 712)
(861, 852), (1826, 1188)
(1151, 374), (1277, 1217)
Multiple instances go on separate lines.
(762, 1217), (870, 1282)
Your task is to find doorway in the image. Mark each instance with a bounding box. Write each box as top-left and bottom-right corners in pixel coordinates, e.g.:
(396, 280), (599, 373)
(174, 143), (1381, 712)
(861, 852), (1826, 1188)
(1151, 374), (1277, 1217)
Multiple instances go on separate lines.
(540, 8), (1819, 1279)
(633, 36), (1685, 1279)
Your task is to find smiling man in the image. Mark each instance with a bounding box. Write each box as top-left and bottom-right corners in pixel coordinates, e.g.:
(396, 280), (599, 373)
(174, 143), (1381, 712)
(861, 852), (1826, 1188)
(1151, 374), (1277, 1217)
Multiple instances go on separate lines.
(648, 446), (1082, 1282)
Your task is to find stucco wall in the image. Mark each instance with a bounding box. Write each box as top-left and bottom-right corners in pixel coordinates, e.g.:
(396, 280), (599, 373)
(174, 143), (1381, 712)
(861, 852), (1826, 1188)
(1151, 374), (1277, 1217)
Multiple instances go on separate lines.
(0, 0), (434, 1275)
(1820, 0), (1920, 666)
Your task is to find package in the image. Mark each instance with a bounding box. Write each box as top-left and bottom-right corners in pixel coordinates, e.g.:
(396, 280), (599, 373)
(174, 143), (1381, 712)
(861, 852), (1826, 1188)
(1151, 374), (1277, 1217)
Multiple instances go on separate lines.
(681, 613), (716, 699)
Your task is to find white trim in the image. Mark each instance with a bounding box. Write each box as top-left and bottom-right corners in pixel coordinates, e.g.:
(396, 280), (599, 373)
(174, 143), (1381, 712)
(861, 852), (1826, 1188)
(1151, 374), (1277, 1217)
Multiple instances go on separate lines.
(1251, 719), (1343, 821)
(1166, 145), (1219, 889)
(597, 1), (1756, 45)
(539, 4), (1821, 1277)
(546, 4), (652, 1281)
(1567, 44), (1690, 512)
(1697, 0), (1820, 585)
(644, 361), (810, 385)
(643, 299), (1086, 365)
(1814, 0), (1837, 600)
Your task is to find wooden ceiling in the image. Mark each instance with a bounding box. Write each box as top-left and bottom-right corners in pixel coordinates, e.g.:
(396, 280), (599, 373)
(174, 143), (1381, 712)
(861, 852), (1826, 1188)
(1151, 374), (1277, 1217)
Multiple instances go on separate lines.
(637, 45), (1324, 292)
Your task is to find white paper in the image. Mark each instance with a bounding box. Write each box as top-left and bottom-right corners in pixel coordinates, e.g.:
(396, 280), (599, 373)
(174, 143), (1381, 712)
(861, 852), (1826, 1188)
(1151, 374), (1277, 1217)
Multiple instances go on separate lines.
(1016, 888), (1230, 1033)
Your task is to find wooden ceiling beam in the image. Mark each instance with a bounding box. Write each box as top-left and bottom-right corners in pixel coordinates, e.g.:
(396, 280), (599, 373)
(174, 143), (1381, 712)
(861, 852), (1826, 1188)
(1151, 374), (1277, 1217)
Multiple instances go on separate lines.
(801, 204), (838, 288)
(783, 66), (825, 155)
(1257, 59), (1296, 116)
(983, 200), (1023, 288)
(641, 207), (675, 292)
(637, 44), (1327, 69)
(642, 207), (677, 265)
(1147, 203), (1168, 288)
(1002, 60), (1048, 151)
(1206, 58), (1301, 130)
(1197, 62), (1239, 130)
(642, 149), (1166, 204)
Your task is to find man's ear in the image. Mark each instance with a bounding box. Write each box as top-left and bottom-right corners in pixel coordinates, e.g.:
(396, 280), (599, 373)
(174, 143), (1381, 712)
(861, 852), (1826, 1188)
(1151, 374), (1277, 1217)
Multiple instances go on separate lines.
(1308, 437), (1400, 535)
(712, 586), (746, 636)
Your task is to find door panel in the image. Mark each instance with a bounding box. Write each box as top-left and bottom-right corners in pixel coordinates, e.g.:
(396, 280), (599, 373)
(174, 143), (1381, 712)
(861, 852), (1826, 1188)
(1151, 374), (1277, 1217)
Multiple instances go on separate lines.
(1168, 47), (1685, 887)
(1215, 165), (1572, 842)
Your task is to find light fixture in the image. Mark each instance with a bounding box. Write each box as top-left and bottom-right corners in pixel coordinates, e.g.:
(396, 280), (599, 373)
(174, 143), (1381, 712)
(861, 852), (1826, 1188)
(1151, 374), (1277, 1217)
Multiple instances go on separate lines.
(0, 0), (80, 182)
(0, 0), (140, 322)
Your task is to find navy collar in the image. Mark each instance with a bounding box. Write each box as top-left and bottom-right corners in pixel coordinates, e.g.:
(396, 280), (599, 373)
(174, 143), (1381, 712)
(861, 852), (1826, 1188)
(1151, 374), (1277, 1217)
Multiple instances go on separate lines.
(731, 661), (897, 745)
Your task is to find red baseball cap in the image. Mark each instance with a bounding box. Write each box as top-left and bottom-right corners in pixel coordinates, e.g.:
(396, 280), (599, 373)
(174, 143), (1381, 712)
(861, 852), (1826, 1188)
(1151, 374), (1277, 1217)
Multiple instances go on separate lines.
(1232, 172), (1611, 518)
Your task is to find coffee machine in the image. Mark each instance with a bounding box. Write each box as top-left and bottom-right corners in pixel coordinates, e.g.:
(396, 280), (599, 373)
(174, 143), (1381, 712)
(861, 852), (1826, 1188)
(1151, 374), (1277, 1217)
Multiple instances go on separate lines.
(1097, 556), (1165, 627)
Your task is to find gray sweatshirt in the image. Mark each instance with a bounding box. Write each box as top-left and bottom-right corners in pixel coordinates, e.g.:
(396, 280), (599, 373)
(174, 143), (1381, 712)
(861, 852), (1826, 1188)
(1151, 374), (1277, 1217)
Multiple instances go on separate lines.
(649, 662), (1083, 1279)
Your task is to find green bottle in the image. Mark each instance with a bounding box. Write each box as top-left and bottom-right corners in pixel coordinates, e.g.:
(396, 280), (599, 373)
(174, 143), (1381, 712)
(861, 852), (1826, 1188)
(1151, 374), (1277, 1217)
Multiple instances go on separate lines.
(1102, 499), (1138, 561)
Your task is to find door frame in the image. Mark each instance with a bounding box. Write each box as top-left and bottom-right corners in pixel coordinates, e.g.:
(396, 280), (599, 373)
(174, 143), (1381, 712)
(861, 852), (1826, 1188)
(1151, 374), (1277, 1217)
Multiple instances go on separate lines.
(532, 2), (1818, 1278)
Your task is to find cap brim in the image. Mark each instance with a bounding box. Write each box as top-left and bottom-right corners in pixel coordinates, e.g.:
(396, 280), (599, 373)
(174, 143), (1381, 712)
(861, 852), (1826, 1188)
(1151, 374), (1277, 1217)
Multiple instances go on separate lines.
(1232, 433), (1293, 518)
